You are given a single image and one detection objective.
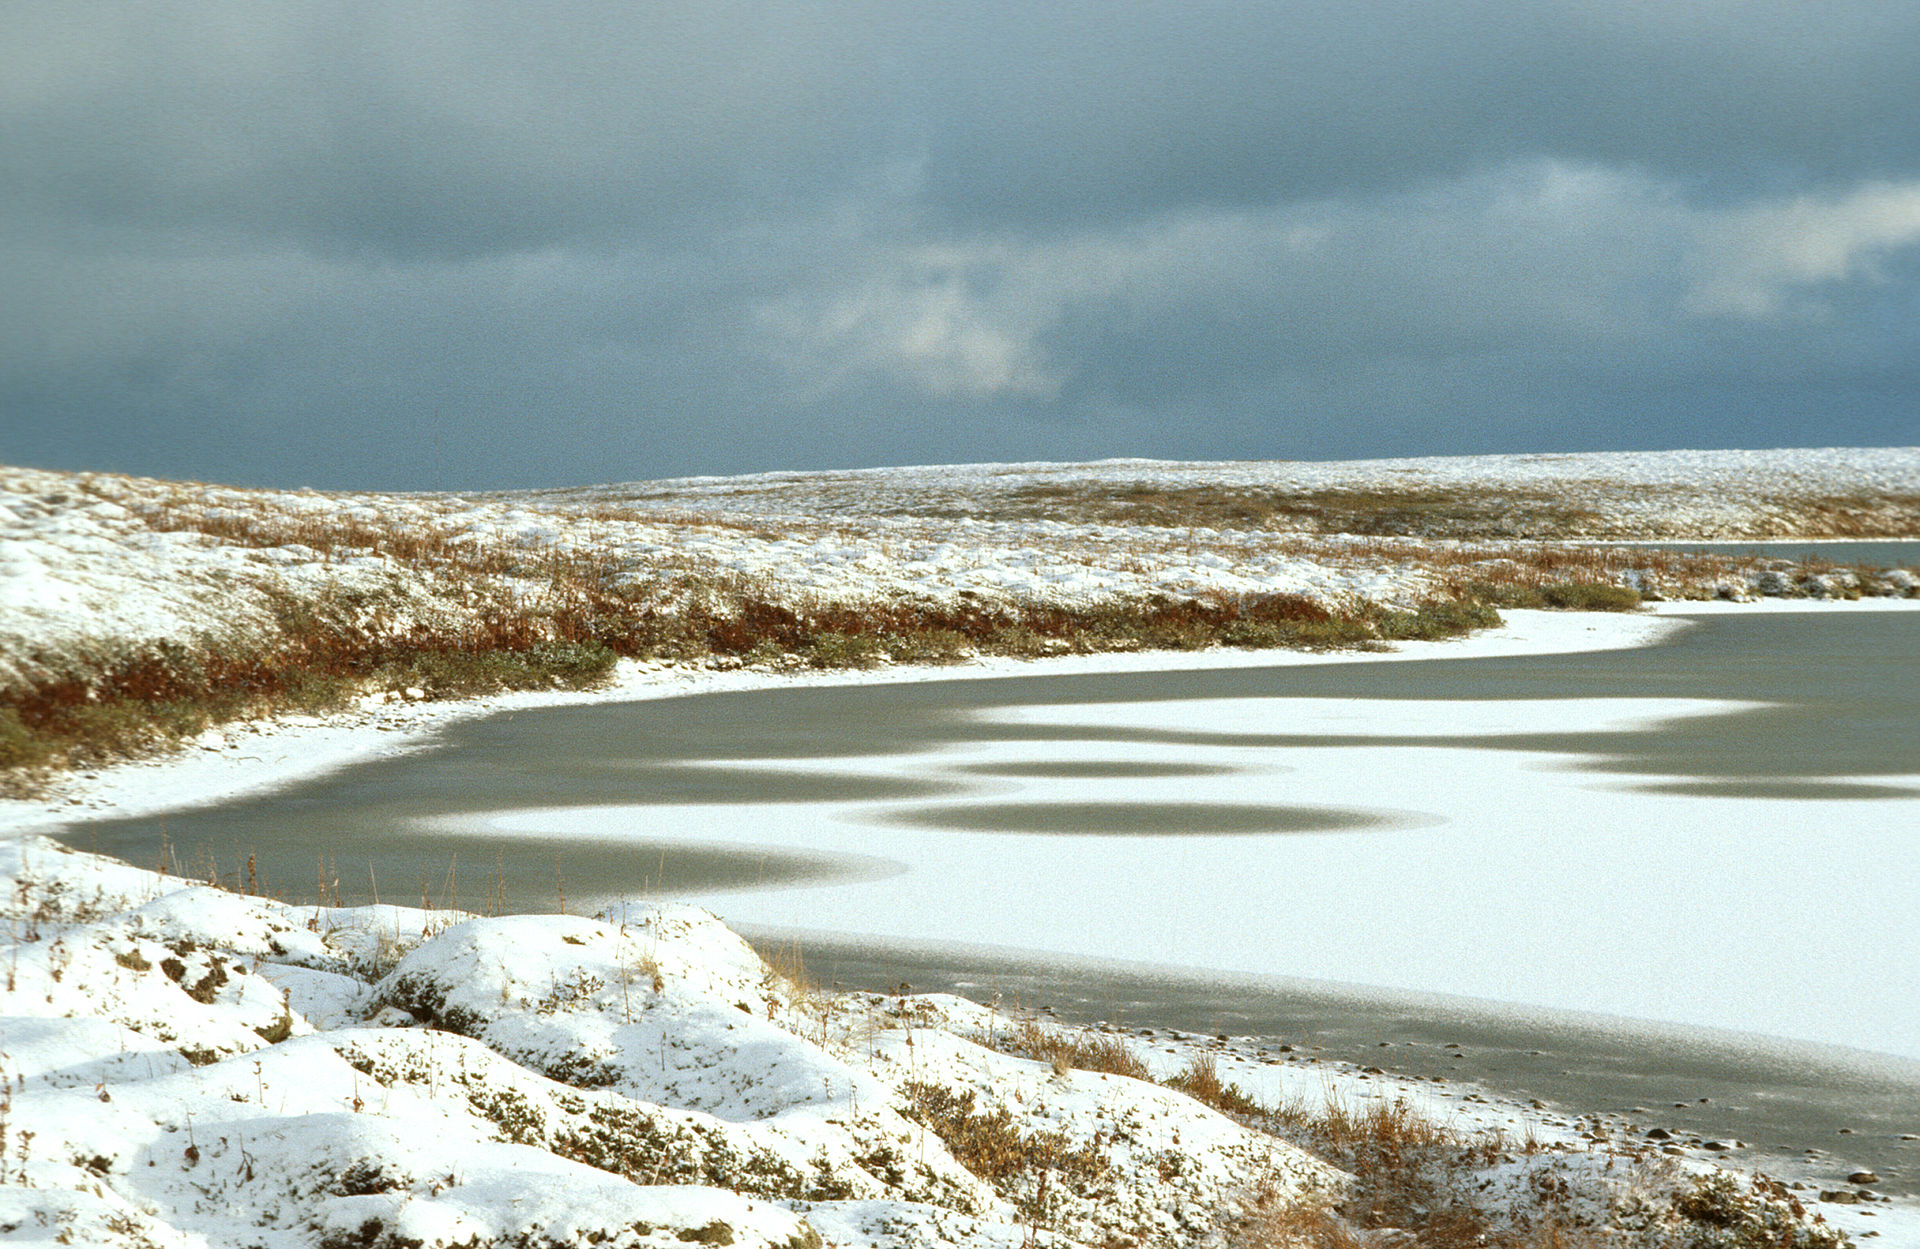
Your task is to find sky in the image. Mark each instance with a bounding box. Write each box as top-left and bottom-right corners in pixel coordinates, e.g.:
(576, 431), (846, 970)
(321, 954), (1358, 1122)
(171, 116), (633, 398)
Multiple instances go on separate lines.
(3, 2), (1918, 492)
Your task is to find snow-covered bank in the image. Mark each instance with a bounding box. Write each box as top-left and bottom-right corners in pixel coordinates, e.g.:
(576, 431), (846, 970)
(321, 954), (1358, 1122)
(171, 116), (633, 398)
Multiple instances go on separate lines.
(0, 837), (1884, 1248)
(548, 447), (1920, 541)
(4, 450), (1916, 696)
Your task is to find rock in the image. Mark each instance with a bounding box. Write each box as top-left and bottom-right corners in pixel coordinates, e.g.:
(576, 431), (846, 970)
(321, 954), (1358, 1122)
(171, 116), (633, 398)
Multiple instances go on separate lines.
(1821, 1190), (1861, 1205)
(1644, 1127), (1672, 1141)
(1848, 1171), (1879, 1185)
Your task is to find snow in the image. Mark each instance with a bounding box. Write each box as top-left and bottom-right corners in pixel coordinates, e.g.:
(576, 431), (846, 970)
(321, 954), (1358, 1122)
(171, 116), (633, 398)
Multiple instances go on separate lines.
(0, 839), (1359, 1248)
(0, 834), (1895, 1247)
(2, 450), (1916, 1245)
(561, 447), (1920, 522)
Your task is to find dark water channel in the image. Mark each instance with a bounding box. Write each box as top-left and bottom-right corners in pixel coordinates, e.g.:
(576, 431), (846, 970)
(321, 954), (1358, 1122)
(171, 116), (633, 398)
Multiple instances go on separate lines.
(55, 609), (1920, 1195)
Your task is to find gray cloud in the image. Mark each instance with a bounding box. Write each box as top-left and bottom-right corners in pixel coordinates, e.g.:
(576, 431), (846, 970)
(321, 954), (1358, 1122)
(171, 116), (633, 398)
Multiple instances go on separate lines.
(2, 2), (1917, 489)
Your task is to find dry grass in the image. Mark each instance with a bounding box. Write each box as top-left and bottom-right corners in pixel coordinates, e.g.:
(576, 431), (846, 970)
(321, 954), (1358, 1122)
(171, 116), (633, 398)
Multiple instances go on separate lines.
(898, 1080), (1109, 1221)
(1218, 1194), (1370, 1249)
(990, 1019), (1151, 1081)
(894, 479), (1920, 541)
(1162, 1052), (1270, 1120)
(1224, 1193), (1613, 1249)
(0, 570), (1498, 794)
(755, 939), (835, 1044)
(982, 482), (1618, 539)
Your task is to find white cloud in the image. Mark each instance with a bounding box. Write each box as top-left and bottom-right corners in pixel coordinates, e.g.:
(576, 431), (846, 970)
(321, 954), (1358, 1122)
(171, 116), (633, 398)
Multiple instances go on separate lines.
(751, 162), (1920, 412)
(1685, 181), (1920, 318)
(753, 266), (1064, 403)
(748, 161), (1691, 404)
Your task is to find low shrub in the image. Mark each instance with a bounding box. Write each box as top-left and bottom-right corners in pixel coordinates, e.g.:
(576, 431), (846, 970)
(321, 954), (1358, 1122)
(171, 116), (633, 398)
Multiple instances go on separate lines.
(800, 632), (889, 669)
(1671, 1173), (1849, 1249)
(1540, 582), (1642, 611)
(1461, 580), (1641, 612)
(1370, 600), (1502, 641)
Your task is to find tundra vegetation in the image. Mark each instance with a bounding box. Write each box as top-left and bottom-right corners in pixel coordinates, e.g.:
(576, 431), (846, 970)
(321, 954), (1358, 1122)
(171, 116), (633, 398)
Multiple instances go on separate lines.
(4, 459), (1914, 795)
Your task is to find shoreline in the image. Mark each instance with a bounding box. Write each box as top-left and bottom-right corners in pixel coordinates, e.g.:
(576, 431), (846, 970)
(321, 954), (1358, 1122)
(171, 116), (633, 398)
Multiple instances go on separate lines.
(17, 596), (1920, 838)
(1, 605), (1689, 834)
(747, 924), (1920, 1203)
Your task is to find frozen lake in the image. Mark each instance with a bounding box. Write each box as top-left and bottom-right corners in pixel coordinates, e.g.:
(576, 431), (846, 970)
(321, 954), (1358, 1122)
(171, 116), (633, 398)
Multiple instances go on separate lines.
(66, 606), (1919, 1051)
(58, 606), (1920, 1188)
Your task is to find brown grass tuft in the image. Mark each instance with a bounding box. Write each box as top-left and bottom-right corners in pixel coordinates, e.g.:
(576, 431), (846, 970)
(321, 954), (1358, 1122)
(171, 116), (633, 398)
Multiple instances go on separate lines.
(1162, 1052), (1267, 1119)
(898, 1080), (1109, 1221)
(990, 1019), (1150, 1081)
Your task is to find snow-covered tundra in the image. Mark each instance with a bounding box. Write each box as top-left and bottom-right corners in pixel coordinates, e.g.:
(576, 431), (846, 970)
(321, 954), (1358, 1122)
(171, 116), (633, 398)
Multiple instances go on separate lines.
(2, 450), (1913, 1246)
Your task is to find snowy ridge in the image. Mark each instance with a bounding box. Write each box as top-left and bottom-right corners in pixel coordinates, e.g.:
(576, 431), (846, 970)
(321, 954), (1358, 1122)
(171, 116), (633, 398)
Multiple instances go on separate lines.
(578, 446), (1920, 501)
(550, 447), (1920, 534)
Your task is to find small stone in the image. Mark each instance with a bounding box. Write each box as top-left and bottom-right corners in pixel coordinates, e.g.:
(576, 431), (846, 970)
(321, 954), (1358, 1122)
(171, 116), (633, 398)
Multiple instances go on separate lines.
(1645, 1127), (1672, 1141)
(1821, 1191), (1861, 1205)
(1848, 1171), (1879, 1185)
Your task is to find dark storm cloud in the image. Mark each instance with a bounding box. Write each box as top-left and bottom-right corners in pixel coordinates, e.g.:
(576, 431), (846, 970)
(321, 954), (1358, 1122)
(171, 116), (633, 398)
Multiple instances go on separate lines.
(2, 2), (1918, 488)
(10, 3), (1919, 253)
